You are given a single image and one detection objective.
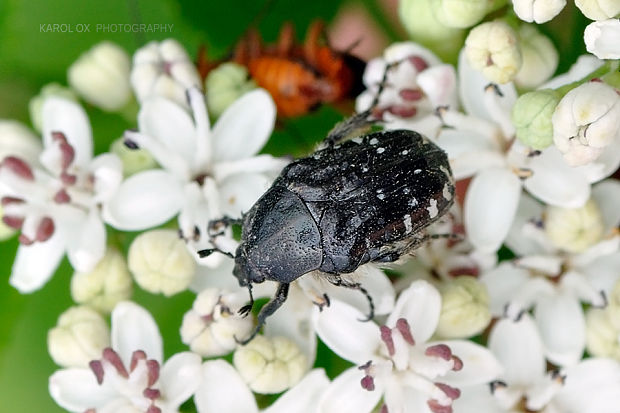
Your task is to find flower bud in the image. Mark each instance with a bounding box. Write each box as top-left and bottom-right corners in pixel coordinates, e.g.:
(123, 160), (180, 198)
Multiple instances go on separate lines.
(585, 308), (620, 360)
(131, 39), (202, 108)
(575, 0), (620, 20)
(68, 41), (132, 111)
(465, 21), (522, 84)
(71, 248), (133, 313)
(584, 19), (620, 60)
(545, 199), (604, 253)
(552, 81), (620, 166)
(431, 0), (491, 28)
(28, 84), (78, 133)
(206, 62), (257, 119)
(436, 276), (491, 338)
(512, 0), (566, 23)
(233, 335), (307, 394)
(512, 89), (560, 150)
(0, 119), (42, 165)
(514, 25), (559, 89)
(128, 229), (196, 296)
(110, 137), (157, 176)
(180, 288), (253, 357)
(47, 306), (110, 368)
(606, 278), (620, 329)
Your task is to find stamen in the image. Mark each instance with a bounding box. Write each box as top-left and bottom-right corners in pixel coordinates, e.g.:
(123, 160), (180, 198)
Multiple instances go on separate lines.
(425, 344), (452, 361)
(130, 350), (146, 372)
(147, 405), (162, 413)
(395, 318), (415, 345)
(124, 138), (140, 150)
(54, 189), (71, 204)
(409, 56), (429, 72)
(146, 359), (160, 387)
(103, 348), (129, 378)
(380, 404), (388, 413)
(2, 215), (24, 230)
(489, 380), (507, 394)
(451, 356), (463, 371)
(361, 375), (375, 391)
(387, 105), (417, 118)
(427, 399), (453, 413)
(36, 217), (55, 242)
(60, 171), (77, 185)
(380, 325), (395, 356)
(2, 156), (34, 180)
(58, 140), (75, 170)
(435, 383), (461, 400)
(399, 89), (424, 101)
(143, 388), (161, 400)
(18, 234), (34, 245)
(89, 360), (105, 384)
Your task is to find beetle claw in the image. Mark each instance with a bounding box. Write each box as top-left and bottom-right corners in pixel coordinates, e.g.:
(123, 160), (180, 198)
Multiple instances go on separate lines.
(238, 304), (253, 317)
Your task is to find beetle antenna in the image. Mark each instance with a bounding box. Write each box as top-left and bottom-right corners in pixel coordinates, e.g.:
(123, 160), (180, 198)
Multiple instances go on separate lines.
(197, 247), (235, 259)
(238, 283), (254, 317)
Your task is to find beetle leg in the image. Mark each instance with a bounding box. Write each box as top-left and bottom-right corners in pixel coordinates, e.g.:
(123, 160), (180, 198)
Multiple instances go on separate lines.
(325, 276), (374, 322)
(235, 283), (290, 345)
(208, 215), (243, 236)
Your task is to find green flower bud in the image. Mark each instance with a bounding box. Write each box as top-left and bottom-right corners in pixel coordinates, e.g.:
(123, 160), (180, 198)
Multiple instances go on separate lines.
(512, 89), (560, 150)
(0, 204), (16, 240)
(28, 83), (78, 132)
(545, 199), (604, 253)
(110, 137), (157, 177)
(206, 62), (257, 119)
(128, 229), (196, 296)
(436, 276), (491, 338)
(71, 248), (133, 313)
(431, 0), (493, 28)
(47, 306), (110, 368)
(606, 278), (620, 329)
(233, 335), (307, 394)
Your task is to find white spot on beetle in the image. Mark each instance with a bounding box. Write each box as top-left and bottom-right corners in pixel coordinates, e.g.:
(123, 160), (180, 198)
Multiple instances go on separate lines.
(403, 188), (411, 195)
(351, 137), (363, 144)
(377, 193), (385, 200)
(440, 165), (452, 179)
(376, 189), (383, 193)
(414, 169), (422, 174)
(377, 147), (385, 154)
(408, 198), (418, 207)
(427, 199), (438, 218)
(401, 150), (409, 155)
(403, 214), (413, 233)
(369, 138), (379, 145)
(443, 183), (453, 201)
(362, 166), (369, 172)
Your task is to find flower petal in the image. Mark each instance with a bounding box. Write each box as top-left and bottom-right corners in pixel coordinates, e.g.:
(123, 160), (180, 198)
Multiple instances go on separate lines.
(217, 172), (272, 217)
(313, 300), (380, 364)
(49, 368), (116, 412)
(387, 280), (440, 344)
(439, 340), (503, 385)
(417, 64), (458, 108)
(66, 209), (106, 273)
(534, 292), (585, 366)
(488, 315), (545, 385)
(111, 301), (163, 365)
(42, 97), (93, 167)
(90, 153), (123, 203)
(317, 367), (383, 413)
(584, 19), (620, 60)
(504, 193), (546, 257)
(579, 251), (620, 295)
(592, 179), (620, 232)
(159, 352), (202, 409)
(9, 231), (66, 293)
(480, 262), (530, 316)
(523, 146), (590, 208)
(574, 139), (620, 184)
(103, 170), (184, 230)
(264, 369), (330, 413)
(452, 384), (504, 413)
(464, 167), (522, 253)
(195, 360), (258, 413)
(212, 89), (276, 161)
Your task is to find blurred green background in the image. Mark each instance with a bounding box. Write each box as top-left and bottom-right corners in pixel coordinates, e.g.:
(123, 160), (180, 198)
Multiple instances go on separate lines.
(0, 0), (587, 411)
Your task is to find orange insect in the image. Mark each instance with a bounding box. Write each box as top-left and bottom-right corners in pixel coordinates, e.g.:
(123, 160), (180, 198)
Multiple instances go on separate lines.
(200, 20), (365, 118)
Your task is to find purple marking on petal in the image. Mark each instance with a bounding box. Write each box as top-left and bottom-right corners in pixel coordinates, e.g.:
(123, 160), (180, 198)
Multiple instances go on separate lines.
(54, 189), (71, 204)
(103, 348), (129, 378)
(395, 318), (415, 345)
(146, 359), (160, 387)
(435, 383), (461, 400)
(399, 89), (424, 101)
(360, 375), (375, 391)
(2, 156), (34, 180)
(425, 344), (452, 361)
(380, 325), (395, 356)
(2, 215), (24, 230)
(387, 105), (417, 118)
(130, 350), (146, 372)
(143, 387), (161, 400)
(408, 56), (429, 72)
(89, 360), (105, 385)
(36, 217), (55, 242)
(427, 399), (453, 413)
(451, 356), (463, 371)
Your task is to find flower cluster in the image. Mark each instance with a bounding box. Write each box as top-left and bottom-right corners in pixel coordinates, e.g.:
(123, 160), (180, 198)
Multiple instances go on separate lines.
(2, 2), (620, 412)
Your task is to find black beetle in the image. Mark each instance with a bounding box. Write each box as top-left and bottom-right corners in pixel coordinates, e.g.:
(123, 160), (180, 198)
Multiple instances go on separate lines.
(201, 110), (455, 344)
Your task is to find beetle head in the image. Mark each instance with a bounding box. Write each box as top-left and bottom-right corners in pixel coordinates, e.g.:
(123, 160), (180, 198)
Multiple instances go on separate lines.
(233, 245), (265, 287)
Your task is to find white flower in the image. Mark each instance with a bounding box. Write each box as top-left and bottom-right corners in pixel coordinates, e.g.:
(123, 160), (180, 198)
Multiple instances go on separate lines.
(585, 19), (620, 59)
(71, 247), (133, 313)
(512, 0), (567, 23)
(552, 81), (620, 166)
(28, 83), (78, 132)
(464, 21), (522, 84)
(355, 42), (457, 136)
(195, 360), (329, 413)
(454, 314), (620, 412)
(514, 25), (559, 89)
(131, 39), (202, 108)
(315, 280), (502, 413)
(68, 41), (132, 111)
(0, 98), (122, 292)
(47, 306), (110, 368)
(482, 182), (620, 366)
(180, 288), (253, 357)
(128, 229), (196, 296)
(49, 301), (202, 413)
(575, 0), (620, 20)
(104, 88), (286, 267)
(0, 119), (43, 165)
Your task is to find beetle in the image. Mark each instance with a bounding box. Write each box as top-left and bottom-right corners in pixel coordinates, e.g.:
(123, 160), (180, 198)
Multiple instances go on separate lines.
(200, 107), (455, 344)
